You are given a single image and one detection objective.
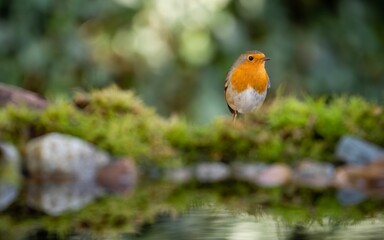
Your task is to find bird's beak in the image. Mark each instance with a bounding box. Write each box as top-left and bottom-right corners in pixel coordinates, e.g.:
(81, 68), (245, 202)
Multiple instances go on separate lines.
(262, 57), (270, 61)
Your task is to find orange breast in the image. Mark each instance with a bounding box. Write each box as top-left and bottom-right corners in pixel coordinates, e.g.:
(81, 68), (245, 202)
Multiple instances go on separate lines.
(231, 62), (269, 93)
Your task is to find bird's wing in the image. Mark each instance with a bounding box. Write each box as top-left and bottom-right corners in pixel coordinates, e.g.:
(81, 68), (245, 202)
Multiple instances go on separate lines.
(224, 73), (236, 114)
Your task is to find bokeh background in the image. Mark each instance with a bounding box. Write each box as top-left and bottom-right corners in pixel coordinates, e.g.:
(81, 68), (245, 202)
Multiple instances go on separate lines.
(1, 0), (383, 123)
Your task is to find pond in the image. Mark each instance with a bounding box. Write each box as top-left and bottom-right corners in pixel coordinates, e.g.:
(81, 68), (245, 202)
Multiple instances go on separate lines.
(1, 197), (384, 240)
(0, 172), (384, 240)
(122, 209), (384, 240)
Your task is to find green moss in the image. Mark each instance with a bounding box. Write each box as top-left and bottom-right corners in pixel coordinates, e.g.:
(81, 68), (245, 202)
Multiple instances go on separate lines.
(267, 97), (312, 130)
(0, 106), (38, 147)
(256, 134), (284, 160)
(0, 86), (178, 167)
(166, 96), (383, 163)
(1, 87), (382, 165)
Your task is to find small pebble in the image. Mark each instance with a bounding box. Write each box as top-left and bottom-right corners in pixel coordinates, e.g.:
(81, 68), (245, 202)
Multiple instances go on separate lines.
(165, 167), (193, 183)
(195, 162), (230, 183)
(334, 159), (384, 199)
(337, 188), (367, 206)
(0, 142), (20, 167)
(0, 142), (21, 212)
(336, 136), (384, 165)
(0, 183), (18, 212)
(257, 164), (292, 187)
(232, 163), (267, 183)
(334, 167), (349, 188)
(97, 158), (137, 193)
(293, 160), (335, 188)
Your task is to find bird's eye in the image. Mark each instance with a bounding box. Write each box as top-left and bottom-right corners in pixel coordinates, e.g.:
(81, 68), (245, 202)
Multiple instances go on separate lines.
(248, 56), (254, 61)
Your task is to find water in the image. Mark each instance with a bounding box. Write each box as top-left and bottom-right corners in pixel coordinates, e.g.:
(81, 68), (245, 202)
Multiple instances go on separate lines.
(1, 149), (384, 240)
(16, 207), (384, 240)
(122, 208), (384, 240)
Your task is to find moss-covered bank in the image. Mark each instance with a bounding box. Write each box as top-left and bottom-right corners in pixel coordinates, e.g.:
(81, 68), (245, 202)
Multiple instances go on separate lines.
(0, 86), (383, 235)
(0, 86), (383, 166)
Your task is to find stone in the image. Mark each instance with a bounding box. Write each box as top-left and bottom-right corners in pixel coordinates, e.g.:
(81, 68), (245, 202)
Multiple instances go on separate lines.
(293, 160), (335, 188)
(0, 83), (47, 109)
(0, 142), (21, 211)
(336, 135), (384, 165)
(0, 183), (18, 212)
(25, 133), (111, 181)
(97, 158), (137, 194)
(334, 158), (384, 199)
(337, 188), (367, 206)
(0, 142), (20, 168)
(232, 162), (267, 183)
(195, 162), (230, 183)
(165, 167), (193, 183)
(257, 164), (292, 187)
(334, 167), (349, 188)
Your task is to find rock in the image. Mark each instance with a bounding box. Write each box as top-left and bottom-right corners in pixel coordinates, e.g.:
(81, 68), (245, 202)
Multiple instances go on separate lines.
(97, 158), (137, 194)
(257, 164), (292, 187)
(336, 136), (384, 165)
(334, 158), (384, 199)
(232, 162), (267, 183)
(0, 142), (20, 167)
(293, 160), (335, 188)
(337, 188), (367, 206)
(26, 179), (104, 216)
(0, 142), (21, 211)
(195, 162), (230, 183)
(0, 183), (18, 212)
(25, 133), (111, 181)
(0, 83), (47, 109)
(165, 167), (193, 183)
(334, 167), (349, 188)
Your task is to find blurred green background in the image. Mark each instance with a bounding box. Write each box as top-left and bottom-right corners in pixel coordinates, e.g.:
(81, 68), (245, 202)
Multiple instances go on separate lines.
(1, 0), (383, 123)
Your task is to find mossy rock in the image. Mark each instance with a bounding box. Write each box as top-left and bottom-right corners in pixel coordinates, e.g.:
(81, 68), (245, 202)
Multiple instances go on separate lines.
(0, 87), (383, 167)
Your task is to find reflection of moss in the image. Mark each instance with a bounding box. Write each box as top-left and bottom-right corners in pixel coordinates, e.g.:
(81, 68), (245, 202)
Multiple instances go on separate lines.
(0, 86), (384, 235)
(1, 182), (383, 236)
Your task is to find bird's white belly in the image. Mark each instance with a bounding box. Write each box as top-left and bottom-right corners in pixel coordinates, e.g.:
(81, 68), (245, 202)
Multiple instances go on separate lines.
(232, 87), (266, 113)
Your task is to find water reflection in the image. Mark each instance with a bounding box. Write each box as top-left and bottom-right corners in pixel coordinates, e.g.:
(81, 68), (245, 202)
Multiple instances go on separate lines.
(26, 179), (104, 216)
(24, 158), (137, 215)
(124, 207), (384, 240)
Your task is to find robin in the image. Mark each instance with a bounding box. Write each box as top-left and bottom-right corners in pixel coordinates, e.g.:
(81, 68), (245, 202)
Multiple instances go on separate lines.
(224, 50), (270, 121)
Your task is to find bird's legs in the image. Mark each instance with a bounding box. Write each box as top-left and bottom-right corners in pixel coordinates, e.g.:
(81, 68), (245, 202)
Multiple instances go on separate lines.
(232, 111), (238, 123)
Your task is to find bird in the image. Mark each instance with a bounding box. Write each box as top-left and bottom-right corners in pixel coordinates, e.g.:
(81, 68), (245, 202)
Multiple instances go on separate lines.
(224, 50), (270, 121)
